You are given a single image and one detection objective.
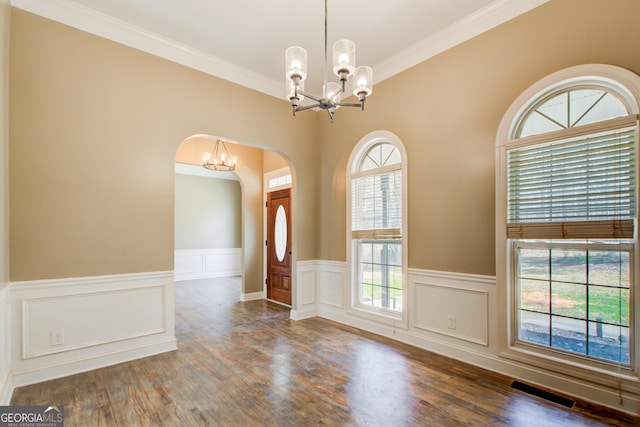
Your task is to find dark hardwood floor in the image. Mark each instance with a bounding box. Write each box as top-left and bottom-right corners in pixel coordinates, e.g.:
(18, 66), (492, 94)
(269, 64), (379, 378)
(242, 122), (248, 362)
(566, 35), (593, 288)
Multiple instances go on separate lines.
(11, 277), (639, 426)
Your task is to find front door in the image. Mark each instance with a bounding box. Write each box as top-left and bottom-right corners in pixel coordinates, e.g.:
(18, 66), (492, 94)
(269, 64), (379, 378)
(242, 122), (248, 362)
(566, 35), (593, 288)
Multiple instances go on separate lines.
(266, 188), (292, 305)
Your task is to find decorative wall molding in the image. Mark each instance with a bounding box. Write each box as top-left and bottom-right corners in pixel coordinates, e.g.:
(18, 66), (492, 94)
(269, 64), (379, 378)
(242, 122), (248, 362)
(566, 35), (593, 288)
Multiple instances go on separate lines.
(409, 268), (493, 346)
(174, 248), (241, 282)
(0, 285), (11, 405)
(291, 260), (317, 320)
(21, 285), (167, 359)
(317, 260), (348, 309)
(9, 271), (176, 388)
(413, 282), (489, 346)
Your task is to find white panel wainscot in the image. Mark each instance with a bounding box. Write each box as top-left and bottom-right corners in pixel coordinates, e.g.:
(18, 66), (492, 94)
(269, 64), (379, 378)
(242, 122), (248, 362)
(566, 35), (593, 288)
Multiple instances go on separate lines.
(0, 285), (11, 405)
(290, 261), (317, 320)
(317, 260), (347, 313)
(408, 269), (497, 351)
(412, 279), (489, 346)
(174, 248), (241, 281)
(10, 271), (177, 387)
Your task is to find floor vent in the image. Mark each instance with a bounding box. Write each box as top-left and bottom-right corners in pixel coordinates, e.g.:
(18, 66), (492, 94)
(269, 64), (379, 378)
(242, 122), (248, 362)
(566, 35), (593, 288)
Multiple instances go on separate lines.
(510, 381), (575, 408)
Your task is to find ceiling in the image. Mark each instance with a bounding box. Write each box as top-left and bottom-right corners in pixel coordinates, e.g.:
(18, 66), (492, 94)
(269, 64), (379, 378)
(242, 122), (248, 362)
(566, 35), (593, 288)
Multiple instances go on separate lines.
(11, 0), (548, 101)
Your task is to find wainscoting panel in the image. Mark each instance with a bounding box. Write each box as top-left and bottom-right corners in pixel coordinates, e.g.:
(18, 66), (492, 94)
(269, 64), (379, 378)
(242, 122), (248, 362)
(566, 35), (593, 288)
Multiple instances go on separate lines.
(317, 261), (347, 309)
(10, 272), (176, 387)
(0, 285), (11, 405)
(290, 261), (317, 320)
(22, 286), (165, 359)
(174, 248), (241, 281)
(409, 269), (494, 346)
(413, 282), (488, 345)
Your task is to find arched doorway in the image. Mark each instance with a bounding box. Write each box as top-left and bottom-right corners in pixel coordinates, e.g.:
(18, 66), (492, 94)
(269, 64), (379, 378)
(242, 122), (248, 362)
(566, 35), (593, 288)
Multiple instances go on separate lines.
(174, 135), (293, 304)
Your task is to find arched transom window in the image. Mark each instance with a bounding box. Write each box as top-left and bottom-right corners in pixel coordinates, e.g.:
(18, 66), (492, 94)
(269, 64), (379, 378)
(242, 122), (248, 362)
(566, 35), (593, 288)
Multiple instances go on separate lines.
(516, 87), (629, 137)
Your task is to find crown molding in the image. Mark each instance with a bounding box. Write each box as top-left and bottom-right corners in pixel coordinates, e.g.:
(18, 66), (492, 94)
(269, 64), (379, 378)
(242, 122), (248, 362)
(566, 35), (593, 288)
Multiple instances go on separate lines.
(10, 0), (549, 98)
(10, 0), (283, 99)
(374, 0), (550, 83)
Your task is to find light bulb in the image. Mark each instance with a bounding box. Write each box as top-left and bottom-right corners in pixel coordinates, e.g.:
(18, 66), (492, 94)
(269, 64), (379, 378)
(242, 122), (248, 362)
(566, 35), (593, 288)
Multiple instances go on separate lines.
(291, 59), (301, 70)
(338, 53), (349, 64)
(357, 77), (367, 88)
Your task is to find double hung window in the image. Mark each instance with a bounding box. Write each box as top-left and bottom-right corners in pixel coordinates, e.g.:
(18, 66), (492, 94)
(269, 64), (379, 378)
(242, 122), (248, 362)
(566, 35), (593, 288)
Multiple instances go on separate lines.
(350, 139), (405, 318)
(500, 71), (639, 370)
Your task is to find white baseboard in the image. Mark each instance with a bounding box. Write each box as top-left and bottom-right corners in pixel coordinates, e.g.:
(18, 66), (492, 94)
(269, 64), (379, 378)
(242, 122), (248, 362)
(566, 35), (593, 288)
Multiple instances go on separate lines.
(12, 336), (176, 388)
(241, 291), (264, 302)
(290, 306), (317, 321)
(0, 376), (11, 406)
(9, 271), (177, 389)
(174, 248), (241, 282)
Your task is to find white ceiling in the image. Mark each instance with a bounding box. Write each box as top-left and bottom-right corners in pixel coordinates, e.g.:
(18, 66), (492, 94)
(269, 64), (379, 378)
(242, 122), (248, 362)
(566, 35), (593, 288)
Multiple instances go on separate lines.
(11, 0), (549, 101)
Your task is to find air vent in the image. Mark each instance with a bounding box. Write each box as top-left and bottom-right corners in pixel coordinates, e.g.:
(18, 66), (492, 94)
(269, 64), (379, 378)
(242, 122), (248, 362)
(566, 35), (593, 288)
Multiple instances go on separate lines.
(510, 381), (575, 408)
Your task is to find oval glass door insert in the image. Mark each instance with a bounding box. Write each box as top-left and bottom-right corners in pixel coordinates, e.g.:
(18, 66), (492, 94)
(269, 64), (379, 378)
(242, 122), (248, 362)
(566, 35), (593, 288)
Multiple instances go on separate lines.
(275, 205), (287, 262)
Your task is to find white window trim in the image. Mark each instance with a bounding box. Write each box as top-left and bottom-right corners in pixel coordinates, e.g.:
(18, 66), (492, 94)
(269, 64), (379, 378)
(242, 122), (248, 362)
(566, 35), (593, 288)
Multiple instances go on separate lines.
(495, 64), (640, 385)
(346, 130), (409, 329)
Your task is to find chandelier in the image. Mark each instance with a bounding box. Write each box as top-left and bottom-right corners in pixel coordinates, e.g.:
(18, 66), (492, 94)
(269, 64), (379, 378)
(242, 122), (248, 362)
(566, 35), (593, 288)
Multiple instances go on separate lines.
(285, 0), (373, 122)
(202, 139), (236, 171)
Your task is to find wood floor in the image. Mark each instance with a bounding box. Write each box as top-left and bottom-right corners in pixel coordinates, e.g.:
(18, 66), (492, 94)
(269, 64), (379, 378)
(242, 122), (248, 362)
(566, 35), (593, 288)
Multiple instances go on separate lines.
(11, 277), (639, 426)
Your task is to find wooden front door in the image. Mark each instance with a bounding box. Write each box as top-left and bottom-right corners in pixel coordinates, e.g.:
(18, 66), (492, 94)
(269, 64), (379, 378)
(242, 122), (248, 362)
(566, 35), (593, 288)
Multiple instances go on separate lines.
(266, 188), (292, 305)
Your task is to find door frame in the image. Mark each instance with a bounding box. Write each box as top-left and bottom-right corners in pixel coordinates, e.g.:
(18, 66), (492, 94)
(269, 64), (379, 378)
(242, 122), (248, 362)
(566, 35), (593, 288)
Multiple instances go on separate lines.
(263, 167), (292, 305)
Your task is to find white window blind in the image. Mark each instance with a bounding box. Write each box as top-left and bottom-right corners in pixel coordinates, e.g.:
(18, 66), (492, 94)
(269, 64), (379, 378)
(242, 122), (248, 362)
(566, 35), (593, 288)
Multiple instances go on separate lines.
(352, 169), (402, 239)
(507, 126), (636, 239)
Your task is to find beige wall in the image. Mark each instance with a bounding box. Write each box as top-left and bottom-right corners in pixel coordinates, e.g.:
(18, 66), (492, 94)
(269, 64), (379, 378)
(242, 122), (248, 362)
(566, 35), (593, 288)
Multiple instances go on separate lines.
(0, 0), (9, 289)
(9, 10), (320, 282)
(8, 1), (640, 283)
(317, 0), (640, 276)
(263, 150), (288, 173)
(174, 174), (241, 250)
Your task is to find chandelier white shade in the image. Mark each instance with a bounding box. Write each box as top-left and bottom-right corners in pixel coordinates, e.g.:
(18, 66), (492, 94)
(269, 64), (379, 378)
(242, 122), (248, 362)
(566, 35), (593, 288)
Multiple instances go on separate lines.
(285, 0), (373, 122)
(202, 139), (236, 172)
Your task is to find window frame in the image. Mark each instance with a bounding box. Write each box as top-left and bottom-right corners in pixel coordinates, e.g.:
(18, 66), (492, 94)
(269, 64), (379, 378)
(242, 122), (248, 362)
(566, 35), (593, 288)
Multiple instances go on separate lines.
(496, 64), (640, 379)
(512, 239), (634, 369)
(347, 131), (408, 328)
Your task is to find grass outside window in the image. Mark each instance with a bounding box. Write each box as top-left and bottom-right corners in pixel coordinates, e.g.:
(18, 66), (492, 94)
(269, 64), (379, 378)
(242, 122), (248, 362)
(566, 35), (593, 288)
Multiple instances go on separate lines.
(515, 241), (631, 365)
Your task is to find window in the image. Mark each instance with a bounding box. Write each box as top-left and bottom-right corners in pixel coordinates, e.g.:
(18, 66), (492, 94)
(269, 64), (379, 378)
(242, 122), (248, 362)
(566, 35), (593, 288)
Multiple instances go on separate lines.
(498, 65), (640, 371)
(348, 132), (407, 321)
(269, 174), (292, 189)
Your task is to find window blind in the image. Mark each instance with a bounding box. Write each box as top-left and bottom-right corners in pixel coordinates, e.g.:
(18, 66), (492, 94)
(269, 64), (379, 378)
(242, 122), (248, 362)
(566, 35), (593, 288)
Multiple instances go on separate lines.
(352, 169), (402, 239)
(507, 126), (636, 239)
